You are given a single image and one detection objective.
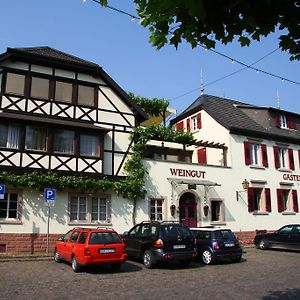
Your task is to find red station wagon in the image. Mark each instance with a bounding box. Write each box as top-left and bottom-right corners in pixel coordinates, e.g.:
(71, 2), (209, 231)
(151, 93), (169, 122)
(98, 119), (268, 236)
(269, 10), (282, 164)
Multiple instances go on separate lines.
(54, 227), (127, 272)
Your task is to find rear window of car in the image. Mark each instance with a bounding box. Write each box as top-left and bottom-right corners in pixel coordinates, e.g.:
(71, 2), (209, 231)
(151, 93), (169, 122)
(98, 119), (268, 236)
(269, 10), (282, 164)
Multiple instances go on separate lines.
(214, 230), (235, 240)
(89, 232), (122, 245)
(161, 224), (192, 239)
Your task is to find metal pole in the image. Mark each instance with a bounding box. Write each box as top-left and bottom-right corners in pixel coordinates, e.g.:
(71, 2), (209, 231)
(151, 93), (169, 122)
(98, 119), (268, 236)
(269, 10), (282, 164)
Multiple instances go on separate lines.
(46, 205), (50, 254)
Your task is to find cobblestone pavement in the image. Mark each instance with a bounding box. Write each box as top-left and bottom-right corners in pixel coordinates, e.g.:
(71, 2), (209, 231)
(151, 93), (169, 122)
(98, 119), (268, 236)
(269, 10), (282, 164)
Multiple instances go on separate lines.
(0, 248), (299, 300)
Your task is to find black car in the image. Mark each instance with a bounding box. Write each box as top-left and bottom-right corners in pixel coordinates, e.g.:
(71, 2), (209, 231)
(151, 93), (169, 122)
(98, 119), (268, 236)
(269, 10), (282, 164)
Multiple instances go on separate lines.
(254, 224), (300, 251)
(190, 227), (243, 265)
(123, 221), (197, 268)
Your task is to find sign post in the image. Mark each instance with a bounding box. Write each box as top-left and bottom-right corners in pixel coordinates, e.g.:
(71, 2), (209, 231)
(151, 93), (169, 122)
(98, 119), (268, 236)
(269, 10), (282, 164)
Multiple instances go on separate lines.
(0, 184), (5, 200)
(44, 188), (56, 254)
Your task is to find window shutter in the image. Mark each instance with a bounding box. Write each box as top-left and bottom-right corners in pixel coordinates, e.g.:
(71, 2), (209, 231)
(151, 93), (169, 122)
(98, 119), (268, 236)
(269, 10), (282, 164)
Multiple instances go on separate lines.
(186, 118), (191, 132)
(287, 116), (296, 129)
(176, 121), (184, 131)
(292, 190), (299, 212)
(197, 148), (207, 164)
(244, 142), (251, 165)
(299, 150), (300, 169)
(288, 149), (295, 170)
(275, 114), (280, 128)
(273, 146), (280, 169)
(265, 188), (271, 212)
(277, 189), (284, 212)
(196, 113), (202, 129)
(247, 188), (254, 213)
(261, 144), (268, 167)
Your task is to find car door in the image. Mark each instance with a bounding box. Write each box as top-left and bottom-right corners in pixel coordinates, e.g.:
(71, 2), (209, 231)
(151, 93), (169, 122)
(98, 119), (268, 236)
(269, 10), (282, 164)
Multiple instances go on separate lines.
(271, 225), (294, 249)
(64, 231), (80, 261)
(124, 224), (141, 258)
(57, 230), (73, 259)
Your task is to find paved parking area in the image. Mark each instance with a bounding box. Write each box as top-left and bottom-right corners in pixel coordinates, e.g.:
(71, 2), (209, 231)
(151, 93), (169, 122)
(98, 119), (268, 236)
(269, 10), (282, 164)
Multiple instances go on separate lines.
(0, 247), (299, 300)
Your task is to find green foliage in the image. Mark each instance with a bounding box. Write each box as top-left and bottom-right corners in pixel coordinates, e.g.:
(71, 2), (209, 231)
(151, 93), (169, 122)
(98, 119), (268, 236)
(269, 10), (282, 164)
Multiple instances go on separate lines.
(130, 0), (300, 60)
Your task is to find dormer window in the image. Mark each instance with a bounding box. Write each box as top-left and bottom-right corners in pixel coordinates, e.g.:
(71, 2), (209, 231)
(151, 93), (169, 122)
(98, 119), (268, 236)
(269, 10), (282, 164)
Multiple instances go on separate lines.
(280, 115), (287, 128)
(276, 114), (296, 130)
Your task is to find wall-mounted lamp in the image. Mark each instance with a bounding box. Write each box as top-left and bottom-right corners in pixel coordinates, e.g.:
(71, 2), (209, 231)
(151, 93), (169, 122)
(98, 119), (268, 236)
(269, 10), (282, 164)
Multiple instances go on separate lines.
(170, 204), (176, 217)
(236, 179), (250, 201)
(203, 205), (209, 216)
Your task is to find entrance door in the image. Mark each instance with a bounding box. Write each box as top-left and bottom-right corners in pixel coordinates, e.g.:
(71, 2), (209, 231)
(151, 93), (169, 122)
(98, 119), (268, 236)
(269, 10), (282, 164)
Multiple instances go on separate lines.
(179, 192), (197, 228)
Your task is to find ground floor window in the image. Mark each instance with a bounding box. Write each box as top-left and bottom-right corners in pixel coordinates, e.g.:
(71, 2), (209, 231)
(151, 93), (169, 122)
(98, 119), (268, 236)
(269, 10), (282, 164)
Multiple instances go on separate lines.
(0, 191), (22, 222)
(210, 199), (224, 222)
(277, 189), (298, 213)
(247, 187), (271, 213)
(69, 194), (111, 224)
(150, 198), (164, 221)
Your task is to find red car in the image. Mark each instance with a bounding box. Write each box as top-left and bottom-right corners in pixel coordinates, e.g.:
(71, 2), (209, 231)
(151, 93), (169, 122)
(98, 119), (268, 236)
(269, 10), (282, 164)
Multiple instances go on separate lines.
(54, 227), (127, 272)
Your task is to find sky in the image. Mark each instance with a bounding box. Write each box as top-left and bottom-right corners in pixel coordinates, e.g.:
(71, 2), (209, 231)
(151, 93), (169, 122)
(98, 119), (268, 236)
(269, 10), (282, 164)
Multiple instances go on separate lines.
(0, 0), (299, 116)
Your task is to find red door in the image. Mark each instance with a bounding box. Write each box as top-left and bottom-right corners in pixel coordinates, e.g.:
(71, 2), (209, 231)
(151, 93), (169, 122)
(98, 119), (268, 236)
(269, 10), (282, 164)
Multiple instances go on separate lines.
(179, 193), (197, 228)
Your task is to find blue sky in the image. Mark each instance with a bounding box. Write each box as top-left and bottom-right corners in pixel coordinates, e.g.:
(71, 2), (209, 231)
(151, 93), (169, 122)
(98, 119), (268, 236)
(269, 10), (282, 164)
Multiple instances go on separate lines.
(0, 0), (299, 115)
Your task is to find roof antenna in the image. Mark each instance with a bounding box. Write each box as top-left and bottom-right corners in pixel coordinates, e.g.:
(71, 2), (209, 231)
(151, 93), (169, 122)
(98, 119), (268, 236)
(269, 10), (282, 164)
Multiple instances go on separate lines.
(276, 89), (280, 109)
(200, 69), (204, 95)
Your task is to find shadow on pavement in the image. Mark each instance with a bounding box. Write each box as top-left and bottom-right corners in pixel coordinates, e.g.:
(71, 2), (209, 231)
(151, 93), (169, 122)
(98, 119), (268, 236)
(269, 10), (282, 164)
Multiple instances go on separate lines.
(262, 288), (300, 300)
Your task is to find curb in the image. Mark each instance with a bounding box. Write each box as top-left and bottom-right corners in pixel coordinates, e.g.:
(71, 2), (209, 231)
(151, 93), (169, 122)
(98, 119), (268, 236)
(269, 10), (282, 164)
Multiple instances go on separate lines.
(0, 255), (53, 262)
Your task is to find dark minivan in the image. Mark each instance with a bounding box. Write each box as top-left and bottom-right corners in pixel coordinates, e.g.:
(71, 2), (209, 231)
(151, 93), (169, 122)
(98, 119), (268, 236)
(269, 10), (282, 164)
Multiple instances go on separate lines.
(123, 221), (197, 268)
(190, 227), (242, 264)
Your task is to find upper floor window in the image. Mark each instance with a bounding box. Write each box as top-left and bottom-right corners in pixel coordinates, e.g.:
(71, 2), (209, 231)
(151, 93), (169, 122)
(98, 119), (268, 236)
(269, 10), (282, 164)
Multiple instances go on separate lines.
(277, 189), (298, 213)
(0, 124), (20, 149)
(53, 129), (74, 154)
(55, 81), (73, 103)
(25, 125), (47, 151)
(78, 85), (94, 106)
(80, 134), (100, 157)
(5, 73), (25, 95)
(247, 187), (271, 213)
(276, 114), (297, 130)
(244, 141), (268, 167)
(273, 146), (294, 170)
(188, 113), (202, 132)
(31, 76), (49, 99)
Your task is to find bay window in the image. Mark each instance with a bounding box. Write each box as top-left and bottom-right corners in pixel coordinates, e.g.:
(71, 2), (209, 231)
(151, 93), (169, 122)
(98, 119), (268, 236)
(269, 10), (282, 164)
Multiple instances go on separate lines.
(80, 134), (100, 157)
(78, 85), (95, 106)
(31, 76), (49, 99)
(0, 124), (20, 149)
(55, 81), (73, 103)
(25, 125), (47, 151)
(5, 73), (25, 95)
(53, 129), (74, 154)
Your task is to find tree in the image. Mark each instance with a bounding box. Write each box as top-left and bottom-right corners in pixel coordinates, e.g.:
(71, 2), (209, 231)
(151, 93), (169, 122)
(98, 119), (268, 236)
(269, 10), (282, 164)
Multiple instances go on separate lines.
(99, 0), (300, 60)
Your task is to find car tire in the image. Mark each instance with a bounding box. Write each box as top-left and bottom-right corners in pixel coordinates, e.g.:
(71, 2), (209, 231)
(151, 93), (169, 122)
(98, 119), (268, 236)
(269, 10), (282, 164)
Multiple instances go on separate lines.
(232, 255), (242, 263)
(258, 239), (269, 250)
(71, 256), (80, 272)
(54, 249), (61, 263)
(143, 250), (155, 269)
(110, 263), (121, 271)
(202, 249), (214, 265)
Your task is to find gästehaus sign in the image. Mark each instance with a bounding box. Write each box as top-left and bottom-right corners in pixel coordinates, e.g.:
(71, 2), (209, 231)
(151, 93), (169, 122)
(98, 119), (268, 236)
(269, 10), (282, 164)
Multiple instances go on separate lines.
(170, 168), (206, 178)
(282, 173), (300, 181)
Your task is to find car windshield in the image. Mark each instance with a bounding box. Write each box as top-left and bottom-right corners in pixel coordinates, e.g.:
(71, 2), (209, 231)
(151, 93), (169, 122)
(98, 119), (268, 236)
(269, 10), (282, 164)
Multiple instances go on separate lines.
(214, 230), (235, 240)
(89, 232), (122, 244)
(161, 224), (192, 239)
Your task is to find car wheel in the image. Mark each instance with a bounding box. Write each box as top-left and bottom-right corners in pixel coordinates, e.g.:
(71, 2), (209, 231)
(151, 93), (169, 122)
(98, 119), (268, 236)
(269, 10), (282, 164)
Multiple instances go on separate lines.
(258, 239), (269, 250)
(110, 263), (121, 271)
(143, 250), (155, 269)
(202, 249), (214, 265)
(71, 256), (80, 272)
(232, 255), (242, 263)
(54, 249), (61, 263)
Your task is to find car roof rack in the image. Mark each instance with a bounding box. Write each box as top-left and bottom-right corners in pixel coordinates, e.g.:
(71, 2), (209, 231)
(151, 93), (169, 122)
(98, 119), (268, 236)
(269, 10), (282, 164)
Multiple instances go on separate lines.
(96, 226), (114, 230)
(140, 220), (160, 224)
(160, 220), (180, 223)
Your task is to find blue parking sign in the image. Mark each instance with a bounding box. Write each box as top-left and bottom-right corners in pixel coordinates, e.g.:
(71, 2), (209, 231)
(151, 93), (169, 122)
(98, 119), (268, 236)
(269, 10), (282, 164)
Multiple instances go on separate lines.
(0, 184), (5, 199)
(44, 188), (56, 202)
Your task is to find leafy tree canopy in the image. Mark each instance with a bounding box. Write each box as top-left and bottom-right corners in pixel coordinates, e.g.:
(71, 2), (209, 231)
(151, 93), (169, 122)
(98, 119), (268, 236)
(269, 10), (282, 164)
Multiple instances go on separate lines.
(99, 0), (300, 60)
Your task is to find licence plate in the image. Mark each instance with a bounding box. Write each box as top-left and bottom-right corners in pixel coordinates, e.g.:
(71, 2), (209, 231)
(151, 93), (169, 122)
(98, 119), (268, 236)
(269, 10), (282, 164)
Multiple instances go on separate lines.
(225, 243), (234, 247)
(173, 244), (186, 249)
(99, 248), (115, 254)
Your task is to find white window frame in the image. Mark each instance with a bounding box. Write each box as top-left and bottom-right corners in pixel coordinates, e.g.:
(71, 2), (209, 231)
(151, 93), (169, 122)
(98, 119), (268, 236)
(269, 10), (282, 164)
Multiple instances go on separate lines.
(282, 189), (292, 212)
(0, 191), (22, 223)
(278, 147), (287, 168)
(149, 197), (165, 221)
(191, 116), (197, 132)
(280, 115), (287, 128)
(210, 199), (225, 223)
(69, 194), (111, 224)
(250, 143), (260, 165)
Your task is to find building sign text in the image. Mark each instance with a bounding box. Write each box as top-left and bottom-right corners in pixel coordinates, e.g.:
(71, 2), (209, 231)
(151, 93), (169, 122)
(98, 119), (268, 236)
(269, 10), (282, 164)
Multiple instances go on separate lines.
(170, 168), (206, 178)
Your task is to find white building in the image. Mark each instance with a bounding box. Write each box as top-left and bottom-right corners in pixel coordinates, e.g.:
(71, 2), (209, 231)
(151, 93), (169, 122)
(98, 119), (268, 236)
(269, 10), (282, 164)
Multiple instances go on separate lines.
(0, 48), (299, 254)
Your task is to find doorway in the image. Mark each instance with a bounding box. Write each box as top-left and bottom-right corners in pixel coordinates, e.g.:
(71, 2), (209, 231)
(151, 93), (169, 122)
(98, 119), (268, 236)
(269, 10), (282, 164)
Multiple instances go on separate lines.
(179, 192), (197, 228)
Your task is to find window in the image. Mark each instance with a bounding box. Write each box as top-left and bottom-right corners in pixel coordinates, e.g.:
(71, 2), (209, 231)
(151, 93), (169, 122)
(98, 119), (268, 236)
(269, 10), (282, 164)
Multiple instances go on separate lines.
(53, 129), (74, 154)
(280, 115), (287, 128)
(78, 85), (94, 106)
(0, 192), (21, 221)
(25, 125), (47, 151)
(55, 81), (73, 103)
(5, 73), (25, 95)
(0, 124), (20, 149)
(248, 188), (271, 213)
(69, 194), (111, 224)
(176, 121), (184, 131)
(69, 231), (80, 243)
(191, 116), (197, 132)
(211, 200), (224, 222)
(276, 114), (296, 130)
(80, 134), (100, 157)
(277, 189), (298, 213)
(150, 198), (163, 221)
(31, 77), (49, 99)
(244, 142), (268, 167)
(274, 146), (294, 170)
